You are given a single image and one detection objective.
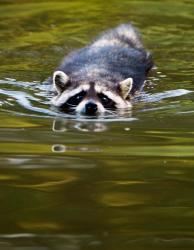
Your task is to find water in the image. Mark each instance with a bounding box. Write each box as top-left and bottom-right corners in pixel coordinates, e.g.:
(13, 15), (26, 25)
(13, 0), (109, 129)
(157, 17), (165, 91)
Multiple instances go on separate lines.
(0, 0), (194, 249)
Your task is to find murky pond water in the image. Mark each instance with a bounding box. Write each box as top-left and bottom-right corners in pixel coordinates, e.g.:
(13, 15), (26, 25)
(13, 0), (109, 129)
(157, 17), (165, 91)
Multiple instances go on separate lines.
(0, 0), (194, 249)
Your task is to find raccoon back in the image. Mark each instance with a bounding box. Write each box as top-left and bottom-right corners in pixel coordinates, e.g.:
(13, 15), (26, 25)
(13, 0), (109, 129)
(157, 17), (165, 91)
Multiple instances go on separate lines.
(92, 23), (144, 50)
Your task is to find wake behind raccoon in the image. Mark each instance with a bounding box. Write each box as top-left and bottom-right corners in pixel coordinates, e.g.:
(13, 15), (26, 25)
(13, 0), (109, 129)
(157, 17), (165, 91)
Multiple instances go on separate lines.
(51, 23), (153, 115)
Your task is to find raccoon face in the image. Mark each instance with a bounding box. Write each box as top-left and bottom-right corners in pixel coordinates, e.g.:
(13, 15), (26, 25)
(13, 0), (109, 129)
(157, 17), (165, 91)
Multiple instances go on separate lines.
(51, 71), (133, 115)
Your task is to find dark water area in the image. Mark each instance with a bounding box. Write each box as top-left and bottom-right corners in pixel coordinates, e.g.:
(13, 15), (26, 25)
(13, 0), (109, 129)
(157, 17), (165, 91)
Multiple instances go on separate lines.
(0, 0), (194, 249)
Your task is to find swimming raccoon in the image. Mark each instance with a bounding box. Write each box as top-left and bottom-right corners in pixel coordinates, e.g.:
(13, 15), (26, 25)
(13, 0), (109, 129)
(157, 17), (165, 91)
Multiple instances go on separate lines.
(51, 23), (153, 115)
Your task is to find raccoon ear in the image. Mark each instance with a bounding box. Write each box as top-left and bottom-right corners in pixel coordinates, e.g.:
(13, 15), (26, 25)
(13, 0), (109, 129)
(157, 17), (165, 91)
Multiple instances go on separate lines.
(53, 71), (69, 94)
(119, 77), (133, 99)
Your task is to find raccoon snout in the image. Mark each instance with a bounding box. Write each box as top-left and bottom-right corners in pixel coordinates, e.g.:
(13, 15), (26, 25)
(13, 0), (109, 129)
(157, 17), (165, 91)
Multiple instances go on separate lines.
(85, 102), (98, 115)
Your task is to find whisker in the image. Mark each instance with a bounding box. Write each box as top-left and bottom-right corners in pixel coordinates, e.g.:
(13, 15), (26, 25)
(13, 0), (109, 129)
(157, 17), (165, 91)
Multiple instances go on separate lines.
(66, 103), (76, 107)
(105, 109), (116, 115)
(69, 106), (76, 111)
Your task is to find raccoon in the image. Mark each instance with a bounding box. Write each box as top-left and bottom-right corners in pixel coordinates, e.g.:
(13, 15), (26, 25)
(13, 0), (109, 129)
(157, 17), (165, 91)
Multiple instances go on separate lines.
(51, 23), (153, 115)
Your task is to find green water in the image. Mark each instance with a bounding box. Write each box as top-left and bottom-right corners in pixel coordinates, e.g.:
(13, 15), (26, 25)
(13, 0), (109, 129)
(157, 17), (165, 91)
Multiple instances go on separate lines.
(0, 0), (194, 249)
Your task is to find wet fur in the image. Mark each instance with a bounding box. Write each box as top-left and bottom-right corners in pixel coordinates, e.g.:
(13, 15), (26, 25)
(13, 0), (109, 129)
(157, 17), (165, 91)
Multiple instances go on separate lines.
(51, 23), (153, 113)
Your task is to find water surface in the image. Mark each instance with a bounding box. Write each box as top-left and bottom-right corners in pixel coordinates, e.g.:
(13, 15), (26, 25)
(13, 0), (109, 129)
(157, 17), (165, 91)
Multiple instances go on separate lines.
(0, 0), (194, 249)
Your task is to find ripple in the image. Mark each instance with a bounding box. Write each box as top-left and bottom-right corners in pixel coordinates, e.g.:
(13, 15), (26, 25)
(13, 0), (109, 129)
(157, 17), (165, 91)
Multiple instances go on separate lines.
(138, 89), (193, 103)
(0, 78), (193, 122)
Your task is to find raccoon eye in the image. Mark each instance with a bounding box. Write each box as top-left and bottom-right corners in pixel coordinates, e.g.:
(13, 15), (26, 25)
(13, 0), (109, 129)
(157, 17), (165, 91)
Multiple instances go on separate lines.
(98, 93), (116, 109)
(66, 91), (86, 106)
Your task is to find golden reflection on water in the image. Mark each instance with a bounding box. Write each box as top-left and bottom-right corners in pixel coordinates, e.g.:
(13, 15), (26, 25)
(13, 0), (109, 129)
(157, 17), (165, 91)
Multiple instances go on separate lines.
(18, 221), (62, 231)
(52, 118), (107, 133)
(98, 192), (148, 207)
(12, 170), (78, 191)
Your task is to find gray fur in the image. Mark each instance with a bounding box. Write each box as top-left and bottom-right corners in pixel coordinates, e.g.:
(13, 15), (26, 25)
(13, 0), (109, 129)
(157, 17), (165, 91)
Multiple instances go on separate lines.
(51, 23), (153, 114)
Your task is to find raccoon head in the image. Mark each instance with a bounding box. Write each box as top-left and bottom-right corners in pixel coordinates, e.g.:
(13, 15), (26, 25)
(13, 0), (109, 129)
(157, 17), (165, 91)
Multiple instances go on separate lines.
(51, 71), (133, 115)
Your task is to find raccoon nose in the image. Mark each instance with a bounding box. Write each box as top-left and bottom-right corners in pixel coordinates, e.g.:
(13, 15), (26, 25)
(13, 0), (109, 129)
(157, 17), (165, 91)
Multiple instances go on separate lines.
(85, 102), (98, 115)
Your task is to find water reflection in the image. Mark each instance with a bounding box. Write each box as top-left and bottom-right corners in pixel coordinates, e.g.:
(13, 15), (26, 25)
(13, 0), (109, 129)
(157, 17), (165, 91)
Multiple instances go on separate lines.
(0, 234), (96, 250)
(52, 144), (67, 153)
(52, 118), (106, 153)
(1, 233), (194, 250)
(52, 117), (104, 155)
(53, 118), (107, 133)
(51, 144), (101, 153)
